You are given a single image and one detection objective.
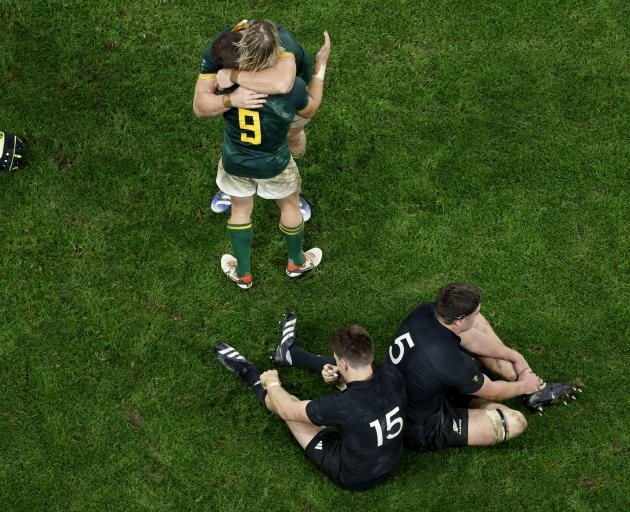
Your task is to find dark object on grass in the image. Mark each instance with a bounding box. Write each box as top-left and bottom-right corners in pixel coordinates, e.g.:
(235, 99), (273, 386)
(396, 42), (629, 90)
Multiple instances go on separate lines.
(523, 380), (582, 414)
(0, 131), (28, 172)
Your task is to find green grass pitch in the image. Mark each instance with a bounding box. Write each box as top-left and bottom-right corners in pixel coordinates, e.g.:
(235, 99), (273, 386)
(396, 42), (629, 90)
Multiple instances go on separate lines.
(1, 0), (628, 510)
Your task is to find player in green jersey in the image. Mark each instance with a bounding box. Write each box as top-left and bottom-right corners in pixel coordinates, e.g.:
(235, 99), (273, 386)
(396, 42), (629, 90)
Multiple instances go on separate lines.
(193, 21), (330, 289)
(199, 20), (315, 220)
(214, 22), (314, 166)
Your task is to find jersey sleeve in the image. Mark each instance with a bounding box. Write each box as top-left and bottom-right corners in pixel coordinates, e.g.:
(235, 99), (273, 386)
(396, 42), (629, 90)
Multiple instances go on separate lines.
(276, 26), (298, 58)
(440, 355), (485, 394)
(305, 394), (342, 427)
(291, 77), (309, 112)
(298, 48), (313, 84)
(199, 43), (219, 79)
(275, 25), (315, 84)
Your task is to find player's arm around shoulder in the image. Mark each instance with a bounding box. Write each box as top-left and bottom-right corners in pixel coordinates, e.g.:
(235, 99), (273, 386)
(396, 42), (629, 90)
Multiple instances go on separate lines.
(218, 52), (296, 94)
(296, 31), (331, 119)
(193, 76), (229, 117)
(260, 370), (312, 423)
(193, 78), (269, 117)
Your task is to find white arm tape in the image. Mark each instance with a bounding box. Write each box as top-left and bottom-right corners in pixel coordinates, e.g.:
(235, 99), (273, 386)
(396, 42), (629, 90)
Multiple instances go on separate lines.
(314, 65), (326, 80)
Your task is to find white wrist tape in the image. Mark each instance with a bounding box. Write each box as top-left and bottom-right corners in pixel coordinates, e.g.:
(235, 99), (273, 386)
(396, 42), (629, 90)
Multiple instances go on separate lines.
(266, 382), (281, 390)
(314, 65), (326, 80)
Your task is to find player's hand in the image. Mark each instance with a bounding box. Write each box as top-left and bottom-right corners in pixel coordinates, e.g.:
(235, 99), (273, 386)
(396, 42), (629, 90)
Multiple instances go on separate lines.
(519, 369), (543, 394)
(321, 364), (340, 385)
(229, 87), (267, 109)
(315, 31), (331, 65)
(513, 355), (531, 379)
(216, 69), (234, 89)
(260, 369), (281, 389)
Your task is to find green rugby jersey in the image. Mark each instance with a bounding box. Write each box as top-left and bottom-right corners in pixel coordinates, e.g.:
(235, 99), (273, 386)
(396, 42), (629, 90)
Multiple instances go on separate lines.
(199, 21), (313, 83)
(221, 77), (309, 178)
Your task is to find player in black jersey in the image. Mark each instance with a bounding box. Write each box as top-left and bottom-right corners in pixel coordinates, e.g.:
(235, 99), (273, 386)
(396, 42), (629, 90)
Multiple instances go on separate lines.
(215, 322), (407, 491)
(385, 283), (580, 451)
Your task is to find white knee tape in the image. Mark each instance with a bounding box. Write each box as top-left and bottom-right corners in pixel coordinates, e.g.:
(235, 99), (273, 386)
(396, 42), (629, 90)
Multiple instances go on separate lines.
(485, 409), (508, 443)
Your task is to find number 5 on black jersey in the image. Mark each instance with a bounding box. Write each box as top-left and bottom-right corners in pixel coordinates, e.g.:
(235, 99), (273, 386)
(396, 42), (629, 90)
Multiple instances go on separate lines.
(389, 332), (414, 364)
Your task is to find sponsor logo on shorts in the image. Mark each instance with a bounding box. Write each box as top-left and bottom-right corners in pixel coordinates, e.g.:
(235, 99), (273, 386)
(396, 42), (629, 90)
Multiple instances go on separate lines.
(452, 419), (462, 435)
(314, 441), (323, 451)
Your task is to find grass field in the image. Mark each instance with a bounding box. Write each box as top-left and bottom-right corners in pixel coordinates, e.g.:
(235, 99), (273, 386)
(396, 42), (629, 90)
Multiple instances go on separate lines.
(1, 0), (629, 510)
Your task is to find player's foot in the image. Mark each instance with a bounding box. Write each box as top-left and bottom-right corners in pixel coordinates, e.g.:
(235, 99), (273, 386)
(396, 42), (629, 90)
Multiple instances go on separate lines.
(211, 192), (231, 213)
(214, 342), (255, 376)
(215, 342), (269, 407)
(273, 311), (298, 366)
(523, 380), (582, 413)
(286, 248), (322, 278)
(220, 254), (253, 289)
(299, 193), (312, 222)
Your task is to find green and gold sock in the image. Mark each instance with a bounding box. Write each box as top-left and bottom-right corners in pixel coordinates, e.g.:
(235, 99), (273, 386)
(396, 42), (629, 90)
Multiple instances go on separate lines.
(227, 222), (253, 276)
(279, 221), (305, 266)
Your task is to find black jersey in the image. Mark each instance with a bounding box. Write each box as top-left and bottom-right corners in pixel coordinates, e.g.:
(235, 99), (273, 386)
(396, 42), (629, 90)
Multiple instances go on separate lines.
(305, 365), (407, 491)
(384, 303), (484, 426)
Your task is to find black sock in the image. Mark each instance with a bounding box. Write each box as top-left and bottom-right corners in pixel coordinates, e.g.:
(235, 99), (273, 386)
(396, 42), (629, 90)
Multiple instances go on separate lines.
(241, 365), (267, 405)
(288, 345), (335, 374)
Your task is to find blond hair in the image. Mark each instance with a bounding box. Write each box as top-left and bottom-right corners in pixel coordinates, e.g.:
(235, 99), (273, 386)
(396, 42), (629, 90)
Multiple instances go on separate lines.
(237, 20), (281, 71)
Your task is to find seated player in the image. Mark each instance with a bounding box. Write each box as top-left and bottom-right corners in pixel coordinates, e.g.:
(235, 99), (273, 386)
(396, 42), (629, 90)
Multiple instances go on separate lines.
(215, 322), (407, 491)
(384, 283), (581, 451)
(198, 19), (316, 221)
(193, 21), (331, 288)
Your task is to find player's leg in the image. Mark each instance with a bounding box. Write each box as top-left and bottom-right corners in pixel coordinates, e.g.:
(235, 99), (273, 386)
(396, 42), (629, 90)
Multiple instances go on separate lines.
(276, 190), (307, 265)
(214, 343), (268, 405)
(276, 190), (303, 233)
(466, 400), (527, 446)
(284, 420), (327, 449)
(288, 117), (313, 222)
(277, 190), (322, 277)
(464, 313), (518, 381)
(301, 428), (348, 489)
(223, 195), (254, 284)
(211, 156), (234, 214)
(216, 160), (256, 288)
(261, 388), (326, 447)
(288, 115), (310, 166)
(464, 316), (583, 412)
(274, 312), (335, 373)
(288, 126), (307, 166)
(229, 194), (254, 224)
(258, 160), (322, 276)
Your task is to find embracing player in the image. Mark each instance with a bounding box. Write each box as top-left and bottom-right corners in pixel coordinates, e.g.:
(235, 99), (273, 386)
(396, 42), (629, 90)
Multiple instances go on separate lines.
(197, 19), (316, 221)
(193, 21), (330, 288)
